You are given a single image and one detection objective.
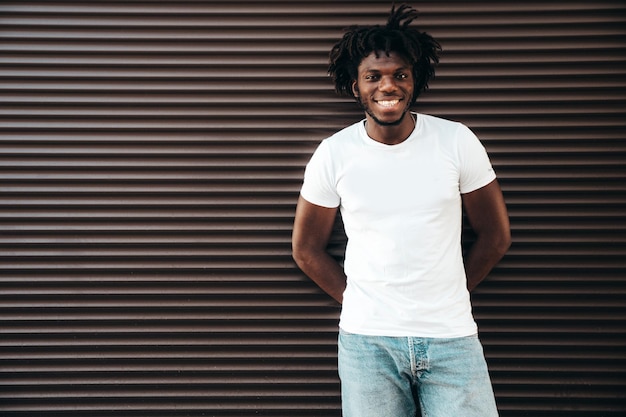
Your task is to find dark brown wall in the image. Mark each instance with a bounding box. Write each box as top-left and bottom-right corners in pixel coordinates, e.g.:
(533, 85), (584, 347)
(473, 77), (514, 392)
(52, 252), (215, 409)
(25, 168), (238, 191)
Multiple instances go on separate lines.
(1, 1), (625, 416)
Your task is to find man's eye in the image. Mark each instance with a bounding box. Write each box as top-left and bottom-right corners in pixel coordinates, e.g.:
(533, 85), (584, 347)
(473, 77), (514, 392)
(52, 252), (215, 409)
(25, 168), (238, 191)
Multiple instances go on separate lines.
(396, 73), (408, 79)
(365, 75), (379, 81)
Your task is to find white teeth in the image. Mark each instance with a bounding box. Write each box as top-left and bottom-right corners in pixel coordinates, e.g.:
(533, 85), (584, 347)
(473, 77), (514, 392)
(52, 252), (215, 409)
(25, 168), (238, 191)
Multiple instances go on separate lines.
(378, 100), (399, 107)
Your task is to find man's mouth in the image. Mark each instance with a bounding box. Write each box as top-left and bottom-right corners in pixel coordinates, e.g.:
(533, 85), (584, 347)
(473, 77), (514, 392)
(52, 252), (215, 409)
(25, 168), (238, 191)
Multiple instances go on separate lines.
(376, 99), (400, 108)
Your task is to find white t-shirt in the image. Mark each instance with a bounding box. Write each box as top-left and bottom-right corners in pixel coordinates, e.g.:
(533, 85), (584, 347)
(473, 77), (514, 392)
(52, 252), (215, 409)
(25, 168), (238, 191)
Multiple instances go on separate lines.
(300, 113), (496, 337)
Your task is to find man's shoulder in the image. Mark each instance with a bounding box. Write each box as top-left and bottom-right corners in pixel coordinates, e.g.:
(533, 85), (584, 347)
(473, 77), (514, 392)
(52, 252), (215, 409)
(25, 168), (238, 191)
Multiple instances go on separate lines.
(418, 112), (464, 130)
(417, 113), (476, 146)
(321, 119), (363, 149)
(328, 119), (362, 139)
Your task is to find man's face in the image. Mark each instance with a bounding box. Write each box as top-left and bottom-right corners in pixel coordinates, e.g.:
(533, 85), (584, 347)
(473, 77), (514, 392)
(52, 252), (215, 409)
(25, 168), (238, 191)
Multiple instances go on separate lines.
(352, 51), (414, 127)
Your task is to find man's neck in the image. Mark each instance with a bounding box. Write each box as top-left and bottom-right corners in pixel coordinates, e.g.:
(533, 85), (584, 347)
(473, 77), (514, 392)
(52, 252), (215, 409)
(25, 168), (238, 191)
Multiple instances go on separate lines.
(364, 112), (415, 145)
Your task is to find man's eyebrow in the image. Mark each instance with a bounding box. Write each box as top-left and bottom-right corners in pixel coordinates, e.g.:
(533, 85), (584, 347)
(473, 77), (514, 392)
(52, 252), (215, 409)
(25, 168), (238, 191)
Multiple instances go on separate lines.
(362, 66), (410, 72)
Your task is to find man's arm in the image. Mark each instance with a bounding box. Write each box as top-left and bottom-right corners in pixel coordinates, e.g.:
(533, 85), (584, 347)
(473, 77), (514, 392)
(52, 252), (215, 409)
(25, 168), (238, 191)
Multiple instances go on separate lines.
(292, 196), (346, 304)
(462, 179), (511, 291)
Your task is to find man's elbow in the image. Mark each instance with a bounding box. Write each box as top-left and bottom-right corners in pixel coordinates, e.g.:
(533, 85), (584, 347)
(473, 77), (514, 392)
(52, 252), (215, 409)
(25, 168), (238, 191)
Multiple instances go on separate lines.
(292, 241), (313, 270)
(291, 245), (304, 268)
(495, 228), (512, 257)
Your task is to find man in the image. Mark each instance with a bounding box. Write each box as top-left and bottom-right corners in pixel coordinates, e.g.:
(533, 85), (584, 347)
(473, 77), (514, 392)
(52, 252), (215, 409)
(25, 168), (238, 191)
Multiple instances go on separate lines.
(292, 4), (511, 417)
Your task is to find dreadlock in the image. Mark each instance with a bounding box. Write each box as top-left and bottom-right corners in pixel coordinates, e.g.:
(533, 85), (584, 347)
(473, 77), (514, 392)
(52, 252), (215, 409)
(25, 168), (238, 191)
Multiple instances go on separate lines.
(328, 3), (441, 104)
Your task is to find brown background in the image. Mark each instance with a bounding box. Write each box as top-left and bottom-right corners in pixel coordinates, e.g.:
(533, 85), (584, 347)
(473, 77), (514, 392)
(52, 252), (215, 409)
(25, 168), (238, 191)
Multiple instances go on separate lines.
(1, 1), (625, 416)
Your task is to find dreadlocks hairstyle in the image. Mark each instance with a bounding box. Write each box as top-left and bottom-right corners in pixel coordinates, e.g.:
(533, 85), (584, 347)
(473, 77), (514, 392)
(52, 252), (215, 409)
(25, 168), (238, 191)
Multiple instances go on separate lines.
(328, 3), (441, 105)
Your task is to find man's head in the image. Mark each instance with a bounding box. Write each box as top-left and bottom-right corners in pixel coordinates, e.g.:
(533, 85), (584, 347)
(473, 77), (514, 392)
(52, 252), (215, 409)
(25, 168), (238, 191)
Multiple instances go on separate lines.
(328, 4), (441, 106)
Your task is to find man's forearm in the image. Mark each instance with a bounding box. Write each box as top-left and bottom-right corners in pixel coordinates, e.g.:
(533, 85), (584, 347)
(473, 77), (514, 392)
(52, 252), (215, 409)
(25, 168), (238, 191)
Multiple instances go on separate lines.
(464, 235), (510, 292)
(294, 250), (346, 304)
(461, 180), (511, 292)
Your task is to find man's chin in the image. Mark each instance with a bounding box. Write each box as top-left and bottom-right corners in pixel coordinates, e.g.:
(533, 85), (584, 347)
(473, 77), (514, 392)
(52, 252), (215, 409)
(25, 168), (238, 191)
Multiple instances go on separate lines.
(367, 111), (409, 127)
(357, 98), (412, 127)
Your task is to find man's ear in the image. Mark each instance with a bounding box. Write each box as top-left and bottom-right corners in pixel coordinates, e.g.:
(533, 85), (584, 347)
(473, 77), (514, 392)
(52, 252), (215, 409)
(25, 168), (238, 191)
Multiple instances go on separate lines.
(352, 81), (359, 97)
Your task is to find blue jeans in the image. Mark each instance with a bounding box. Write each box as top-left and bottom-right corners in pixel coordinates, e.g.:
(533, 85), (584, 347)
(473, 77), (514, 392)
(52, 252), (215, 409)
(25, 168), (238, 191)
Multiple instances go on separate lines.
(338, 330), (499, 417)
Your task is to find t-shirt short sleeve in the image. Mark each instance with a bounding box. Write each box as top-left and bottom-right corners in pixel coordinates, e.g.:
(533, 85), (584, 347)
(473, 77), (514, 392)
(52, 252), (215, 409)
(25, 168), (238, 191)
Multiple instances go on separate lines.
(300, 140), (341, 208)
(457, 124), (497, 194)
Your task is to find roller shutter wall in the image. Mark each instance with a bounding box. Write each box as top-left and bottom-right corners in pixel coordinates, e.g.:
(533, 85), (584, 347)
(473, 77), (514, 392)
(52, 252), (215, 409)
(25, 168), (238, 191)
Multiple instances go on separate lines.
(1, 1), (625, 416)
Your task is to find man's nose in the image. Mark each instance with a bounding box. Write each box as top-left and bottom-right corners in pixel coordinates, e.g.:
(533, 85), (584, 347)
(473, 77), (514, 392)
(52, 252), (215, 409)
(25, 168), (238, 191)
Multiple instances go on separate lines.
(378, 76), (397, 92)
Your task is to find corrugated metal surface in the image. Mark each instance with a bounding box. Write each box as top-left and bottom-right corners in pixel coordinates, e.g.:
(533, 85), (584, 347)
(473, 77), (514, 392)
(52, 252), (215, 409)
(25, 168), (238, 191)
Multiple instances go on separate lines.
(0, 1), (624, 416)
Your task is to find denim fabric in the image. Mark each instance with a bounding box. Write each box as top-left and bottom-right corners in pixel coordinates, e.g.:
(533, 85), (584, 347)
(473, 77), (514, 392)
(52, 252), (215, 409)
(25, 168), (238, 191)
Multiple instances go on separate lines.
(338, 330), (498, 417)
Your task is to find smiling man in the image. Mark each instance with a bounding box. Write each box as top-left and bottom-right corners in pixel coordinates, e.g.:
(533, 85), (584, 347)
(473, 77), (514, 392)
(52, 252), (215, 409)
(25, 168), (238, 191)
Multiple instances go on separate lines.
(292, 4), (511, 417)
(353, 51), (414, 140)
